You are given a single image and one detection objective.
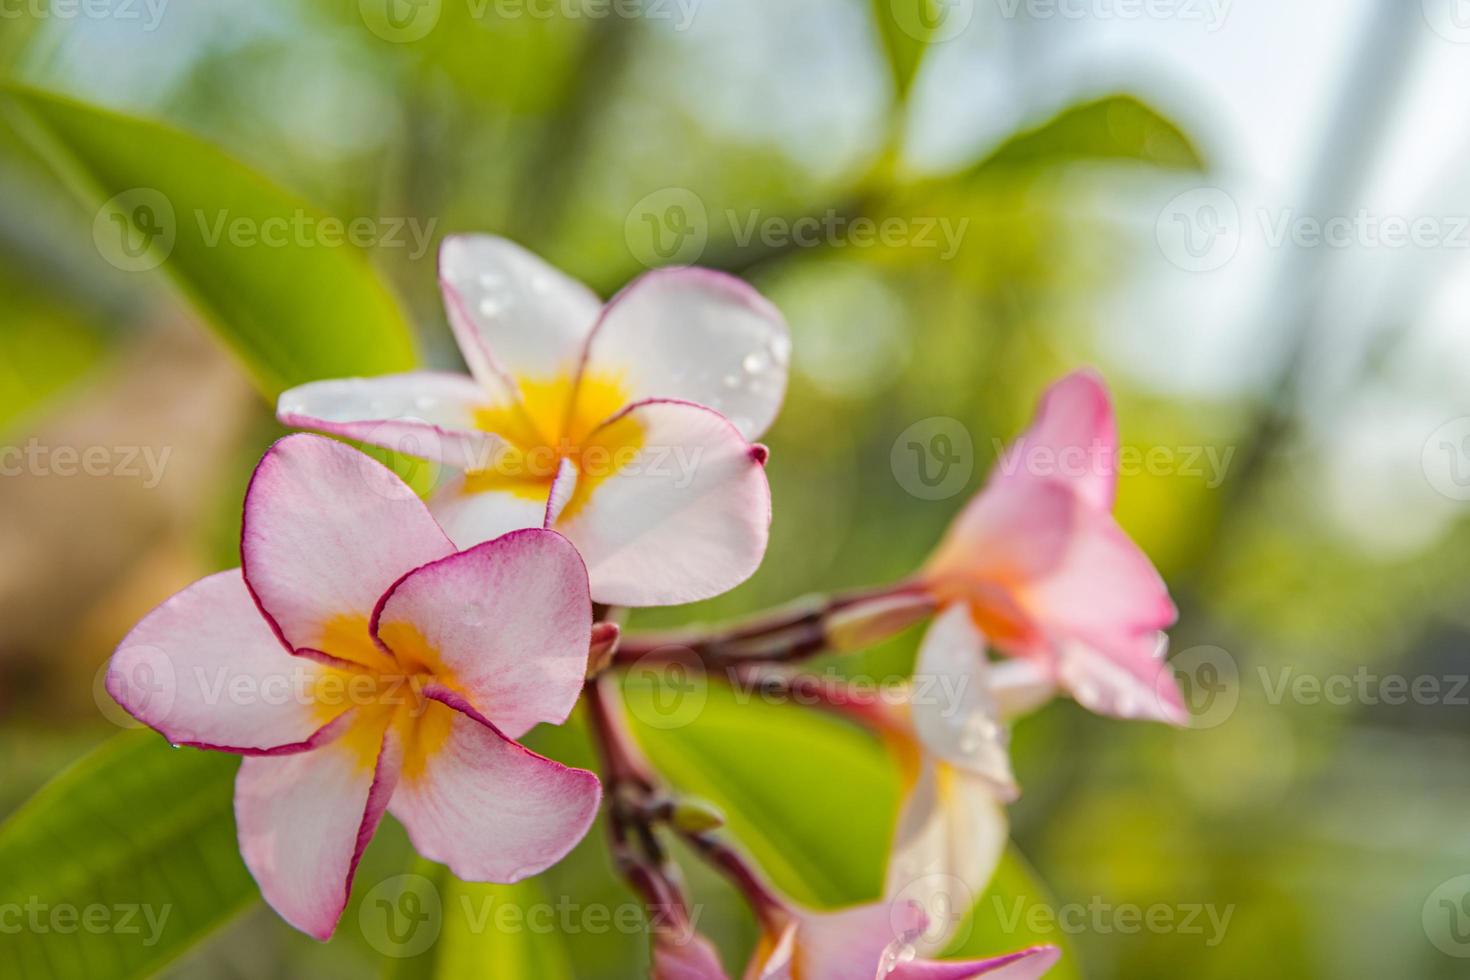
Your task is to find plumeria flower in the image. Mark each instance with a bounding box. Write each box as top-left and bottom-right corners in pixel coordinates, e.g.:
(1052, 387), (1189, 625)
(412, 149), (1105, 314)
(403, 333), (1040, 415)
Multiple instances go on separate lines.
(747, 898), (1059, 980)
(277, 235), (789, 606)
(882, 609), (1058, 954)
(105, 434), (601, 939)
(919, 369), (1184, 724)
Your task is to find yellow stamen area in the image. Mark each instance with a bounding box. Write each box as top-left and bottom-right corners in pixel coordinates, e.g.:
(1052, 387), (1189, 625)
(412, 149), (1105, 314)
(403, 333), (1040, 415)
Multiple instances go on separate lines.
(310, 615), (461, 781)
(463, 370), (645, 521)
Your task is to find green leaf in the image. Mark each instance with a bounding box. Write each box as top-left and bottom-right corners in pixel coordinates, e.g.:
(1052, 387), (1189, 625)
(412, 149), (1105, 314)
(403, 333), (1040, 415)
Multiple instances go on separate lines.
(381, 861), (577, 980)
(973, 94), (1206, 177)
(0, 731), (255, 980)
(943, 847), (1084, 979)
(623, 675), (901, 907)
(871, 0), (934, 100)
(0, 84), (418, 398)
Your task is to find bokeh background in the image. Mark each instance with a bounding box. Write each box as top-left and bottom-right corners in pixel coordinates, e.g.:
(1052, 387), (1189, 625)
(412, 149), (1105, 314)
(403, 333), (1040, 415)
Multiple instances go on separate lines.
(4, 1), (1470, 977)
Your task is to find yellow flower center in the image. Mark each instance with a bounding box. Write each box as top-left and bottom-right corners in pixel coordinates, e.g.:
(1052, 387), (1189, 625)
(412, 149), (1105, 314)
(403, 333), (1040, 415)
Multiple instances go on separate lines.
(311, 614), (460, 781)
(462, 370), (645, 521)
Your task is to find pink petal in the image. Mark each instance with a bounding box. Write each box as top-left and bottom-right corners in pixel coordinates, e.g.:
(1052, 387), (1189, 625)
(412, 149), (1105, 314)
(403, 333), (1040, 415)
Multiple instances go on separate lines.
(577, 268), (789, 440)
(1000, 369), (1116, 511)
(911, 607), (1017, 797)
(439, 235), (601, 396)
(276, 372), (506, 472)
(792, 903), (921, 980)
(371, 529), (592, 740)
(107, 570), (343, 754)
(387, 698), (600, 883)
(553, 399), (771, 606)
(241, 434), (455, 654)
(430, 475), (552, 550)
(654, 932), (731, 980)
(886, 758), (1008, 955)
(890, 946), (1061, 980)
(1056, 635), (1187, 725)
(235, 710), (400, 940)
(1026, 505), (1176, 639)
(926, 474), (1077, 595)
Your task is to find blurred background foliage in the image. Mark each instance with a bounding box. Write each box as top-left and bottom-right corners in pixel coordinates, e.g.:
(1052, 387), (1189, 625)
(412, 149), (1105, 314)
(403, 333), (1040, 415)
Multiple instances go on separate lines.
(3, 0), (1470, 977)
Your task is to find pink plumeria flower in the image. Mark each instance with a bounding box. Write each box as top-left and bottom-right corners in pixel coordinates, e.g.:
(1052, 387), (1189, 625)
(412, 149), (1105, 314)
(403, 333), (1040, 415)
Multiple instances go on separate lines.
(105, 434), (601, 940)
(920, 369), (1184, 724)
(883, 617), (1057, 954)
(747, 898), (1059, 980)
(277, 235), (788, 606)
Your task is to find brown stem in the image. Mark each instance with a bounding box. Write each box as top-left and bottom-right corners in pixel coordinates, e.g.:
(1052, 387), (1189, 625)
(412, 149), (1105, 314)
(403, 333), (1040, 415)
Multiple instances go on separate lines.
(612, 582), (932, 668)
(584, 671), (796, 935)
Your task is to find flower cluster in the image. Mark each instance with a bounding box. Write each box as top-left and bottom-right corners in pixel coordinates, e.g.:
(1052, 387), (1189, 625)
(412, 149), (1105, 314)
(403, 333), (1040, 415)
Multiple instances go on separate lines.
(108, 235), (1182, 976)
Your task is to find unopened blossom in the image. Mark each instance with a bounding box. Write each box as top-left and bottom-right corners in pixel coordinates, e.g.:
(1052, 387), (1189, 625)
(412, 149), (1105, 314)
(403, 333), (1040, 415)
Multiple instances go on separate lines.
(747, 898), (1059, 980)
(277, 235), (788, 606)
(106, 434), (601, 939)
(920, 369), (1184, 723)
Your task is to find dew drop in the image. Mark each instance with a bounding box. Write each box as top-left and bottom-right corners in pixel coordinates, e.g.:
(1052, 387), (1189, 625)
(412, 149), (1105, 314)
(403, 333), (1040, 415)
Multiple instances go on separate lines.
(742, 351), (770, 374)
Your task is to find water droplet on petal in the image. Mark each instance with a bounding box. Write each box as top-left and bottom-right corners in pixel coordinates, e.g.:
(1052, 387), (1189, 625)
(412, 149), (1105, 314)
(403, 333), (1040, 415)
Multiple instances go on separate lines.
(742, 351), (770, 374)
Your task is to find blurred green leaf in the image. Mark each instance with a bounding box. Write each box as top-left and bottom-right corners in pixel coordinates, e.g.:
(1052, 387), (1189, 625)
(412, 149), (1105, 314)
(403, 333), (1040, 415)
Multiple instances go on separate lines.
(944, 847), (1083, 979)
(973, 94), (1206, 176)
(0, 732), (253, 980)
(871, 0), (937, 100)
(624, 676), (901, 907)
(0, 84), (417, 398)
(383, 861), (576, 980)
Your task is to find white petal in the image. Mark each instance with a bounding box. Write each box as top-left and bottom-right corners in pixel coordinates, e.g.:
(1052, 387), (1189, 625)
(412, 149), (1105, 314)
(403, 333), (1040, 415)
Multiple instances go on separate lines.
(579, 268), (789, 440)
(439, 235), (601, 391)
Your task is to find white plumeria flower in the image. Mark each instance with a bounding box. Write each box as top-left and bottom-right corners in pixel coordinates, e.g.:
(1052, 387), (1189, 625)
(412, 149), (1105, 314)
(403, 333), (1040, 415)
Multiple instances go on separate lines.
(277, 235), (790, 606)
(885, 606), (1058, 955)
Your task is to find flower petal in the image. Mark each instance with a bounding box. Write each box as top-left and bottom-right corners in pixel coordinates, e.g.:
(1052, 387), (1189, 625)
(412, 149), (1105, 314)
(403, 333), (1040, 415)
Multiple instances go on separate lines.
(371, 529), (591, 740)
(554, 399), (771, 606)
(791, 903), (905, 980)
(1002, 368), (1116, 511)
(578, 268), (789, 440)
(1026, 505), (1176, 640)
(925, 475), (1077, 596)
(107, 570), (343, 753)
(439, 234), (601, 392)
(277, 372), (505, 472)
(235, 711), (399, 940)
(1056, 634), (1187, 725)
(430, 475), (552, 549)
(886, 759), (1008, 955)
(242, 434), (455, 654)
(654, 932), (731, 980)
(387, 698), (600, 883)
(890, 946), (1061, 980)
(911, 606), (1017, 797)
